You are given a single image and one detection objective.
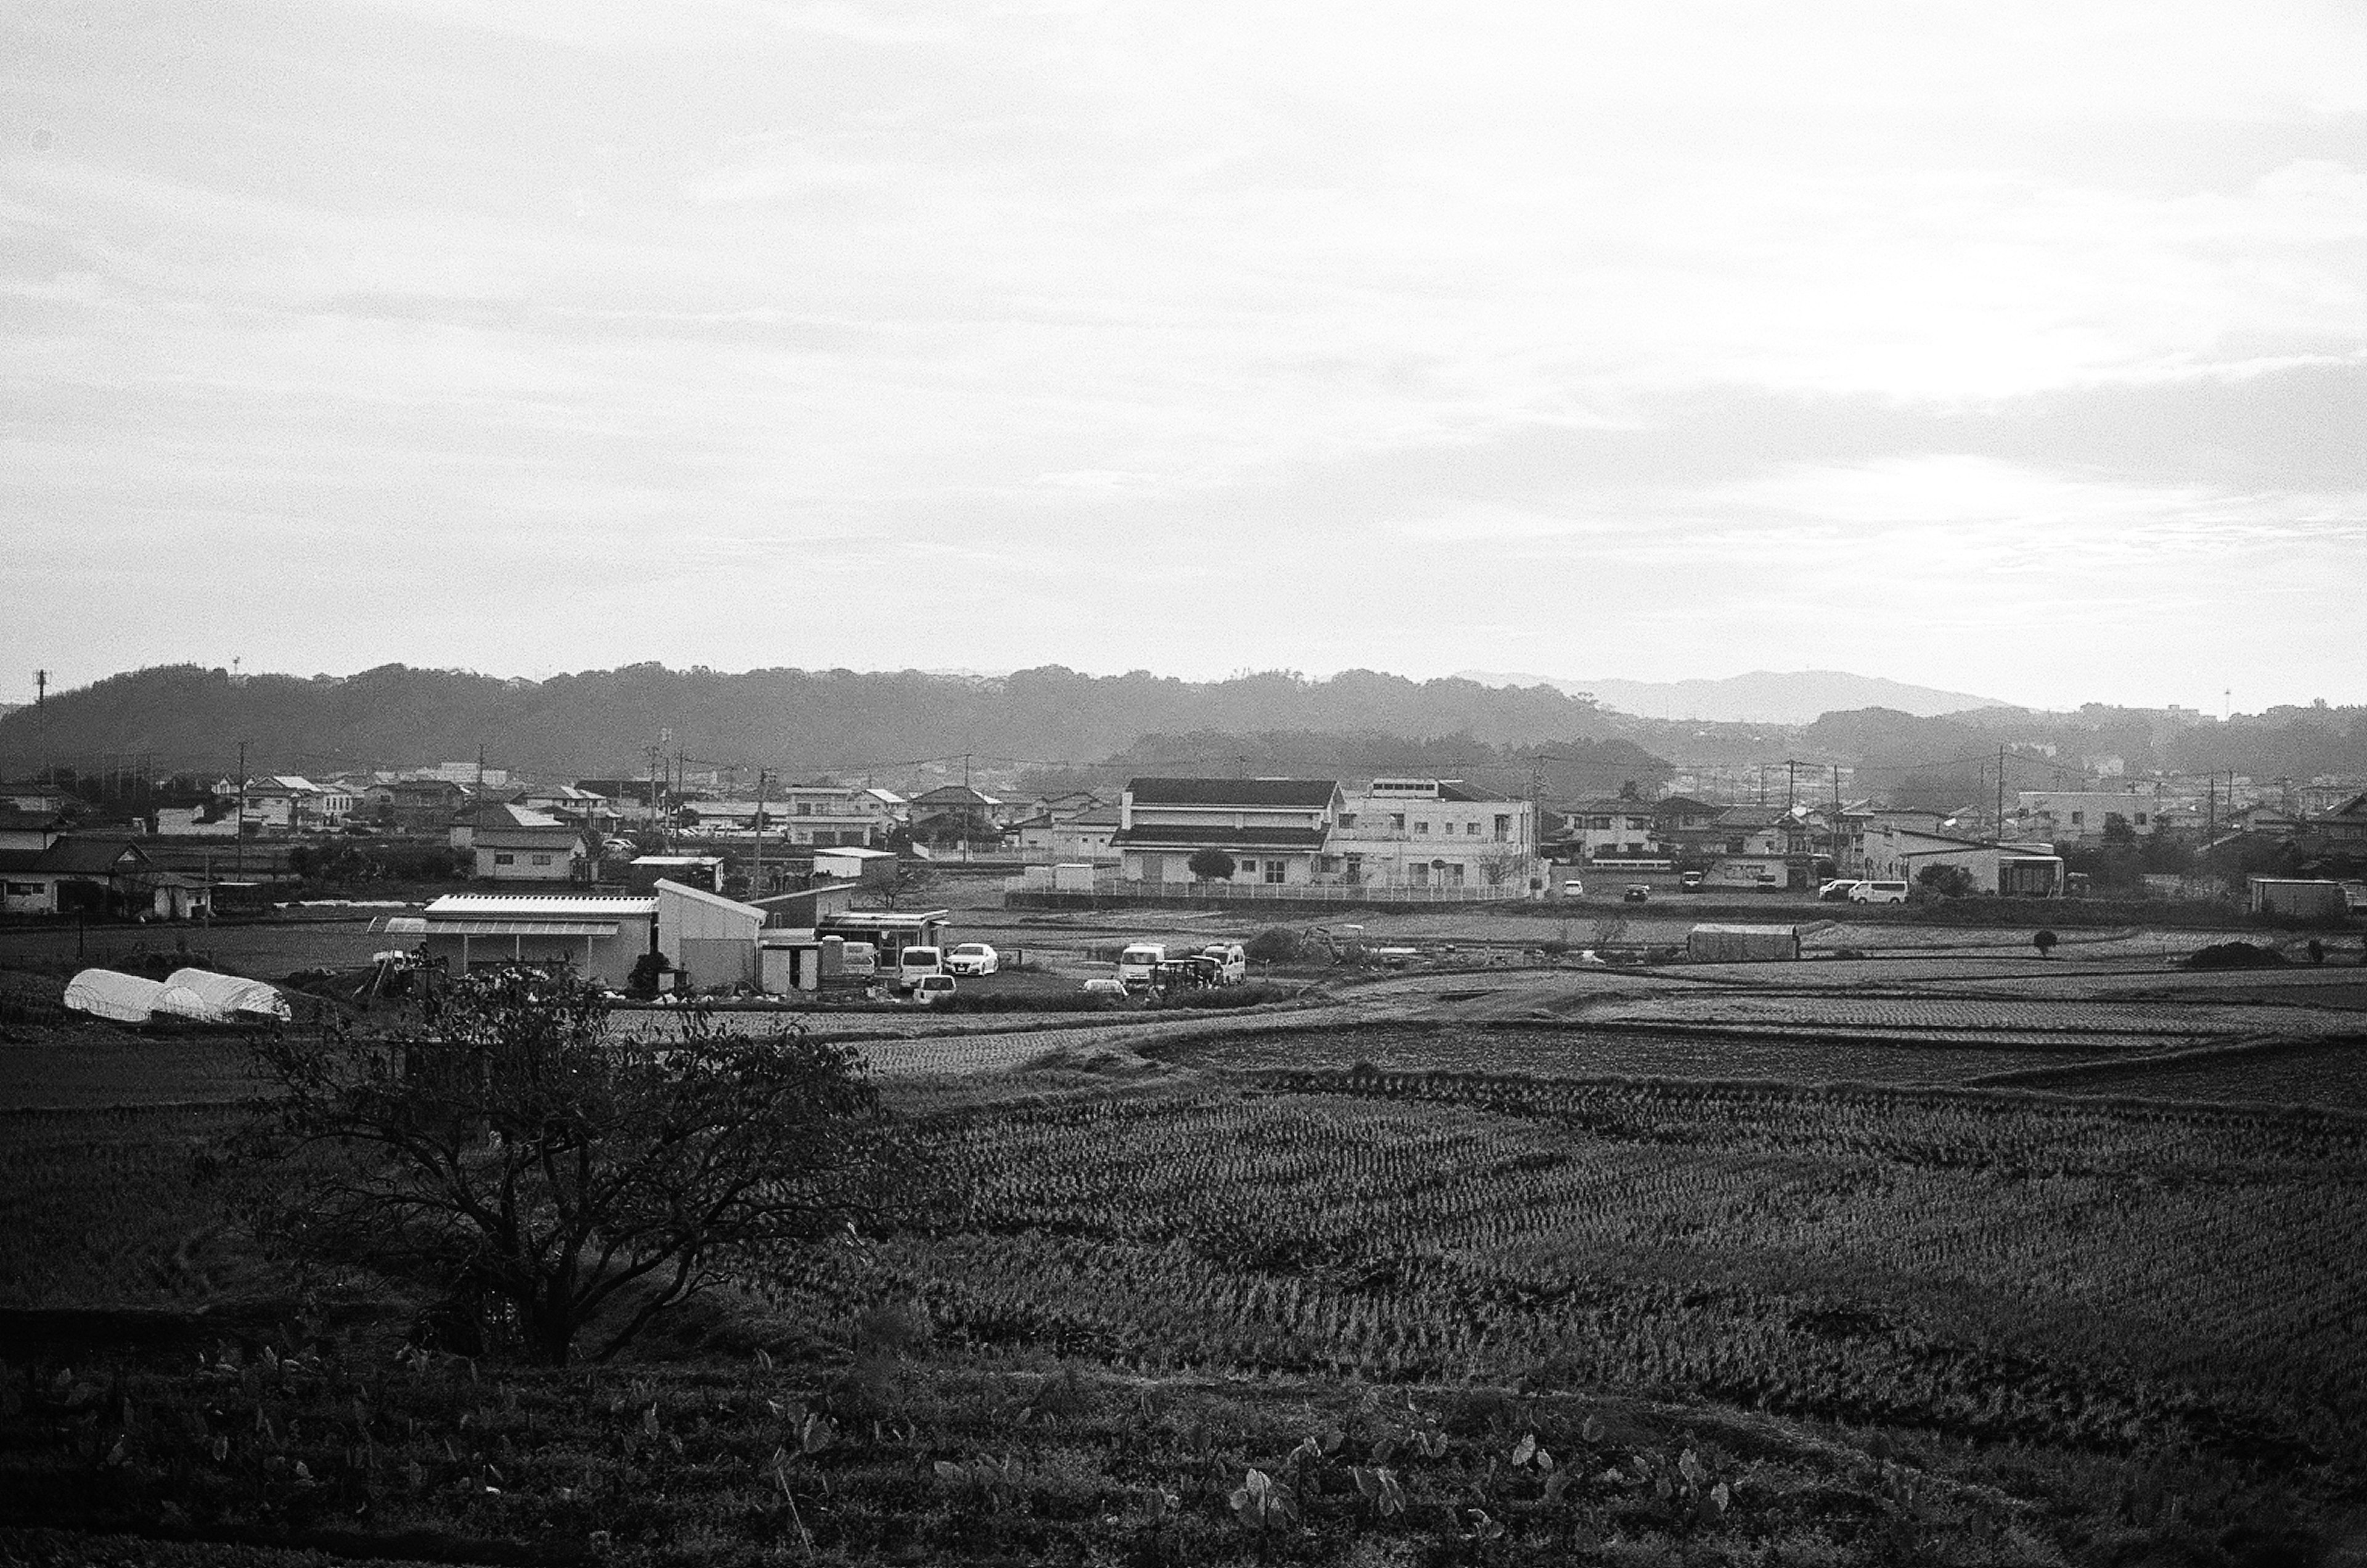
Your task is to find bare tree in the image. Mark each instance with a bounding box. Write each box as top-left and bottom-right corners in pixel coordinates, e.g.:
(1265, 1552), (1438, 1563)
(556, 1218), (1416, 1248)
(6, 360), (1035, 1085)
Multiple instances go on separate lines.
(237, 968), (917, 1363)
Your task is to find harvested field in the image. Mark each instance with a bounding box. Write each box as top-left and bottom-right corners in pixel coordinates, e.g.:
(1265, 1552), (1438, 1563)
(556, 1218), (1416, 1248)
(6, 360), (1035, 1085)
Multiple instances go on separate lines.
(1153, 1020), (2087, 1086)
(1979, 1035), (2367, 1111)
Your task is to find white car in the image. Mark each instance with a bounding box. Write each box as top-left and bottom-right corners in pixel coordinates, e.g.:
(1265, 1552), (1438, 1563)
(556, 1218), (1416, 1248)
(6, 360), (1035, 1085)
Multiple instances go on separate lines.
(1082, 977), (1130, 998)
(944, 942), (1000, 976)
(912, 973), (957, 1004)
(1848, 880), (1911, 905)
(1197, 944), (1247, 985)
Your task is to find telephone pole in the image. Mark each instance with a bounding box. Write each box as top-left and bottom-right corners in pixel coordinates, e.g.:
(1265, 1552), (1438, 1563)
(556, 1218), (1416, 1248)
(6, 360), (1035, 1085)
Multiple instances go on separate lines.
(1995, 746), (2006, 844)
(751, 767), (770, 896)
(234, 739), (249, 878)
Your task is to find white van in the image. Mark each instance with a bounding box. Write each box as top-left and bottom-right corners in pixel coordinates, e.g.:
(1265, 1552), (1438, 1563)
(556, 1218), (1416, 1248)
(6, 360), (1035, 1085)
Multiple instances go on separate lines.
(1849, 880), (1910, 905)
(1116, 942), (1167, 989)
(837, 941), (878, 978)
(897, 945), (944, 990)
(1198, 943), (1248, 986)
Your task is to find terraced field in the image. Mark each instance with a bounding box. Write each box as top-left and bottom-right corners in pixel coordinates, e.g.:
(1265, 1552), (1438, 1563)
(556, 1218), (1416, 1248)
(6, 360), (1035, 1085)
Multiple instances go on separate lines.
(1154, 1021), (2086, 1085)
(1583, 990), (2336, 1043)
(1981, 1036), (2367, 1111)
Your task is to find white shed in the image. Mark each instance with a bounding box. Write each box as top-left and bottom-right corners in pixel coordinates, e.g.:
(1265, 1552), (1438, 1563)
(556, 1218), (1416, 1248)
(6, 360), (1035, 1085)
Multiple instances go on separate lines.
(655, 879), (765, 991)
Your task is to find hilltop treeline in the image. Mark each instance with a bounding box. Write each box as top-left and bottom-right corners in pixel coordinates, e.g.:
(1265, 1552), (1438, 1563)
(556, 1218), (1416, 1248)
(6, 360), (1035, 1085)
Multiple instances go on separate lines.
(0, 663), (1632, 781)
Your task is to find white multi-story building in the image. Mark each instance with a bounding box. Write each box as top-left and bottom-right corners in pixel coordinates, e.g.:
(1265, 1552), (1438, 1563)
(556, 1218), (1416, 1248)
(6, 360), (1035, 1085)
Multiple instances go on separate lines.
(1333, 779), (1539, 892)
(2013, 788), (2180, 844)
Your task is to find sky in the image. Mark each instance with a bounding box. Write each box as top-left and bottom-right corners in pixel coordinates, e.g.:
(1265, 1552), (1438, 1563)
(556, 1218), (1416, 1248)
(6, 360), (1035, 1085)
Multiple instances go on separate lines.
(4, 1), (2366, 713)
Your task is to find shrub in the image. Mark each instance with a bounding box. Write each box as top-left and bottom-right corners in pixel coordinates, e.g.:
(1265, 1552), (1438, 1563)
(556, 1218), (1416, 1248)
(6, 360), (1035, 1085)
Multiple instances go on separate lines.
(1245, 928), (1303, 963)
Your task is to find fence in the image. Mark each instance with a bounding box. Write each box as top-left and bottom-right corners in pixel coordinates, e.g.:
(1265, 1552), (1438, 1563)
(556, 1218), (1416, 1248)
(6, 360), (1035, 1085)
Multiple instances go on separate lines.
(1002, 877), (1535, 907)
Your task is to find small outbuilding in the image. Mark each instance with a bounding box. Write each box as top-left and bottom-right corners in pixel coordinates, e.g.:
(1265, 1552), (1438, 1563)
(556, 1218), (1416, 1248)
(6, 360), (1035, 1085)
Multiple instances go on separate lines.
(1686, 924), (1802, 963)
(2247, 877), (2349, 920)
(379, 894), (660, 987)
(653, 879), (765, 991)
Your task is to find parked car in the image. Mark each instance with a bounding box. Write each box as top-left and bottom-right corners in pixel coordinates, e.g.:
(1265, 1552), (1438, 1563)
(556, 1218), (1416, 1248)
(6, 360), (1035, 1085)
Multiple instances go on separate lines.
(833, 941), (878, 978)
(1082, 977), (1130, 998)
(912, 973), (957, 1004)
(1848, 880), (1911, 905)
(1624, 884), (1650, 904)
(1562, 878), (1585, 897)
(896, 945), (944, 991)
(1198, 943), (1248, 985)
(944, 942), (1000, 976)
(1818, 879), (1865, 902)
(1678, 871), (1704, 890)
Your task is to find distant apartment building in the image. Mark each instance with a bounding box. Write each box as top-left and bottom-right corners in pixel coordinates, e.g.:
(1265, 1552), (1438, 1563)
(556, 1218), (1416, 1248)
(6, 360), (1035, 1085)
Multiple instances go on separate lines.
(2013, 788), (2176, 844)
(1332, 779), (1539, 891)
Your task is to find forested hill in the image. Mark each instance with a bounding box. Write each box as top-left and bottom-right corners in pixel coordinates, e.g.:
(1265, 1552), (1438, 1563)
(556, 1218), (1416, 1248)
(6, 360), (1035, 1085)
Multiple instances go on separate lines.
(0, 663), (1636, 780)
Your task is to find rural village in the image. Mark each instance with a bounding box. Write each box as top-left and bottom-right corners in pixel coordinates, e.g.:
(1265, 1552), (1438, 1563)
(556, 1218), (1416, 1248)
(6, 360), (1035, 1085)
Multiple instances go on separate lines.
(4, 674), (2367, 1566)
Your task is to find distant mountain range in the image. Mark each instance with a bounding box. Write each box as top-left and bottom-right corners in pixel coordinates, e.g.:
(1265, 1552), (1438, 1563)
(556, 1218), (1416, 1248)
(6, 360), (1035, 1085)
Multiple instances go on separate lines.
(1458, 669), (2011, 725)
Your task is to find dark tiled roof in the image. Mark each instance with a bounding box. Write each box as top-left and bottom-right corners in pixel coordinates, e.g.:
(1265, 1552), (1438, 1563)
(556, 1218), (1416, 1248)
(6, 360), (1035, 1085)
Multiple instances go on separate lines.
(0, 838), (151, 876)
(1111, 826), (1330, 851)
(1126, 777), (1338, 808)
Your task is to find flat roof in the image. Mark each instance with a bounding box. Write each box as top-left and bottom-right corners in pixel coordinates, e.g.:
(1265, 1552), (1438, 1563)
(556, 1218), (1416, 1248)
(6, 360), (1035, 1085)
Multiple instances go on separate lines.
(425, 894), (657, 917)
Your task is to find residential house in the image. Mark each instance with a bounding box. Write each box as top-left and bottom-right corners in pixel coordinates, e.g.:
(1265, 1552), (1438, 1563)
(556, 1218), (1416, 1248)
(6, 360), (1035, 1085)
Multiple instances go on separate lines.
(515, 784), (615, 831)
(0, 806), (68, 853)
(1333, 779), (1538, 891)
(906, 784), (1002, 852)
(1853, 821), (2064, 895)
(1113, 777), (1343, 887)
(1694, 805), (1820, 890)
(0, 838), (157, 918)
(366, 778), (470, 835)
(2306, 793), (2367, 858)
(1051, 804), (1121, 864)
(467, 806), (585, 883)
(1555, 797), (1661, 864)
(154, 804), (240, 838)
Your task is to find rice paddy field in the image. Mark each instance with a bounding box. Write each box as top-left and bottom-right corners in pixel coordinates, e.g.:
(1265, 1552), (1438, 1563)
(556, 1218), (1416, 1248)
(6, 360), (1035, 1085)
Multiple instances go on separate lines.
(4, 923), (2366, 1564)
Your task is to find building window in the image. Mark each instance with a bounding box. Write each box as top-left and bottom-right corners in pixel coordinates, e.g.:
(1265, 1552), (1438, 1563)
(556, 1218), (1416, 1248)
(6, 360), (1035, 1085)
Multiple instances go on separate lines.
(493, 853), (515, 866)
(2070, 812), (2083, 826)
(1338, 812), (1357, 828)
(1409, 863), (1428, 886)
(1495, 815), (1511, 840)
(4, 882), (38, 896)
(1238, 859), (1259, 876)
(1390, 814), (1405, 831)
(2135, 813), (2149, 827)
(1264, 862), (1286, 883)
(531, 854), (552, 867)
(1415, 820), (1429, 835)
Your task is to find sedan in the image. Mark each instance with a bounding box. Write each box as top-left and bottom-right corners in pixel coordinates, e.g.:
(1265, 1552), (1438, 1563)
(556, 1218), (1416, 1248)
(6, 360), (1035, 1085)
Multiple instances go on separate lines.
(943, 942), (1000, 976)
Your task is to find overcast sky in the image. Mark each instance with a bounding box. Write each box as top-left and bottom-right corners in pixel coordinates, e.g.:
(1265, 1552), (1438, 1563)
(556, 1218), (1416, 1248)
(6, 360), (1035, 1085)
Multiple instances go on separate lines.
(5, 1), (2365, 712)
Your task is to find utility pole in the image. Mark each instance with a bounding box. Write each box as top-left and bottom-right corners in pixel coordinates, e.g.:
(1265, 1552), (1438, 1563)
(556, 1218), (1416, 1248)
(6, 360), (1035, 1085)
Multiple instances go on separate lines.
(234, 739), (248, 879)
(1784, 759), (1798, 812)
(1995, 746), (2006, 844)
(751, 767), (769, 896)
